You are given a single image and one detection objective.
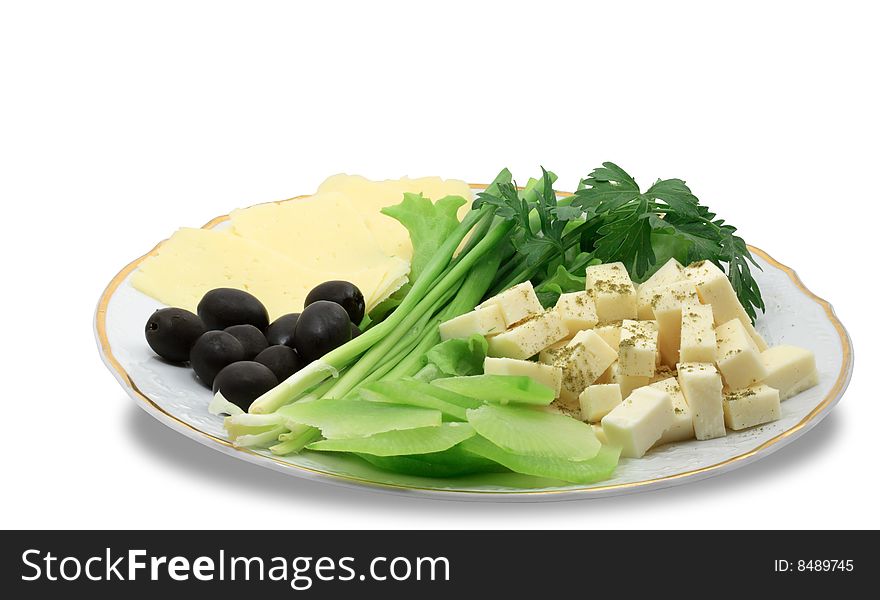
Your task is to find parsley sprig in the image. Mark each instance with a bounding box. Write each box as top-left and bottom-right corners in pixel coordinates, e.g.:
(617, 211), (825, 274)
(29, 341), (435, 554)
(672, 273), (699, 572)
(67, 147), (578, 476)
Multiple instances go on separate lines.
(573, 162), (764, 321)
(477, 162), (765, 322)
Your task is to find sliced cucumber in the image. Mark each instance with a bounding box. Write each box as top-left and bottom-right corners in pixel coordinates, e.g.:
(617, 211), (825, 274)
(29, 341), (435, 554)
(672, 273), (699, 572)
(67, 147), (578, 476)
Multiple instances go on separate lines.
(278, 397), (441, 439)
(433, 374), (555, 406)
(307, 423), (475, 456)
(466, 403), (600, 460)
(357, 445), (505, 478)
(404, 380), (484, 409)
(360, 381), (471, 421)
(460, 436), (620, 484)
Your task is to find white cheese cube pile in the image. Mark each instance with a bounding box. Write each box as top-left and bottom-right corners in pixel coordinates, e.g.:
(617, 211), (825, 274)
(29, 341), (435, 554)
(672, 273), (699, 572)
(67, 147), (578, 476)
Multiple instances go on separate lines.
(437, 258), (820, 459)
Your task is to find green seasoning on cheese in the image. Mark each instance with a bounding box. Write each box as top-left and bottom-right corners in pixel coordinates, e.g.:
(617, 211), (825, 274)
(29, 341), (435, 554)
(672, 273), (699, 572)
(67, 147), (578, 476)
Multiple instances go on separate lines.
(486, 309), (569, 360)
(554, 291), (599, 332)
(585, 262), (638, 323)
(722, 384), (781, 430)
(680, 303), (717, 363)
(554, 330), (618, 402)
(618, 319), (659, 377)
(684, 260), (768, 351)
(649, 280), (700, 367)
(715, 318), (768, 390)
(478, 281), (544, 328)
(637, 258), (686, 319)
(677, 361), (726, 441)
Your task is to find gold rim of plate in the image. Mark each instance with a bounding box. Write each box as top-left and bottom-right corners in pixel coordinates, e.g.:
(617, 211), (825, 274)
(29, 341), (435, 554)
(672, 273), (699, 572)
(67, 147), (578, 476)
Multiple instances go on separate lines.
(94, 186), (854, 496)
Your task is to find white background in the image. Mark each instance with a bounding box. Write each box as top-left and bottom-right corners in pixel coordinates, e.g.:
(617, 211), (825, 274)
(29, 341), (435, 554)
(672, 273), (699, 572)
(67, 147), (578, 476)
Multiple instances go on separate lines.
(1, 1), (876, 529)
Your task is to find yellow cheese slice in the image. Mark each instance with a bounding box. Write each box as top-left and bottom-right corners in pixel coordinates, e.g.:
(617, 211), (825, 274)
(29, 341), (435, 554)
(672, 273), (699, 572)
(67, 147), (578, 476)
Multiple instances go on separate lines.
(317, 174), (473, 260)
(132, 227), (409, 319)
(228, 192), (395, 274)
(132, 228), (319, 320)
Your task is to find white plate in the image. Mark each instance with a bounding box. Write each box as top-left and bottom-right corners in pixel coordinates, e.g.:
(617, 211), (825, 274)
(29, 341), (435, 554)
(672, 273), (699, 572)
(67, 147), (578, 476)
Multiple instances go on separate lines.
(95, 187), (854, 501)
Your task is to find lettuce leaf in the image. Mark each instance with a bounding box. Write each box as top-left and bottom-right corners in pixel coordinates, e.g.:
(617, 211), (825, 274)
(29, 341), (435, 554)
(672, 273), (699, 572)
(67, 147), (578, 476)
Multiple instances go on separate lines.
(423, 334), (488, 379)
(382, 192), (467, 285)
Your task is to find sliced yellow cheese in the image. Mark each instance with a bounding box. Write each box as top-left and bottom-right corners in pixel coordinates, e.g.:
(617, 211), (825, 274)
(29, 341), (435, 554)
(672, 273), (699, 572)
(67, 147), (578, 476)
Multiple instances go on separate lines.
(132, 227), (407, 319)
(229, 193), (394, 273)
(132, 228), (319, 320)
(317, 174), (473, 260)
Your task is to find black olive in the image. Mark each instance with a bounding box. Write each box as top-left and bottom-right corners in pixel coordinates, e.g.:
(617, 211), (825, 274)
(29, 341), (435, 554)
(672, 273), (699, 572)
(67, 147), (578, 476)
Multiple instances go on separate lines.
(305, 281), (365, 324)
(212, 361), (278, 411)
(293, 300), (352, 363)
(224, 324), (268, 359)
(197, 288), (270, 331)
(144, 307), (206, 362)
(350, 322), (362, 338)
(254, 345), (304, 381)
(189, 330), (246, 387)
(264, 313), (300, 347)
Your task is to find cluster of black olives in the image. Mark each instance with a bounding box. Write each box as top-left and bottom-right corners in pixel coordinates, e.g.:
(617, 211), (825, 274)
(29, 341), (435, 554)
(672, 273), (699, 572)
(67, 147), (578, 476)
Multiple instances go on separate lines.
(144, 281), (364, 410)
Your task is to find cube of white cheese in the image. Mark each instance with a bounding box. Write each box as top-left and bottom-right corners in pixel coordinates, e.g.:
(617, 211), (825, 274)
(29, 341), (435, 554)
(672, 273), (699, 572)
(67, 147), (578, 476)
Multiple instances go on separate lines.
(487, 309), (569, 360)
(637, 258), (685, 319)
(677, 362), (726, 440)
(761, 345), (819, 400)
(538, 337), (571, 365)
(554, 291), (598, 333)
(579, 383), (623, 423)
(477, 281), (543, 328)
(683, 260), (768, 351)
(585, 262), (637, 323)
(649, 365), (678, 384)
(591, 424), (608, 445)
(602, 386), (675, 458)
(484, 357), (563, 398)
(593, 322), (621, 352)
(680, 303), (716, 363)
(618, 319), (659, 377)
(716, 318), (768, 390)
(646, 280), (700, 367)
(650, 376), (695, 446)
(438, 304), (506, 341)
(607, 361), (650, 399)
(722, 384), (781, 430)
(555, 330), (618, 402)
